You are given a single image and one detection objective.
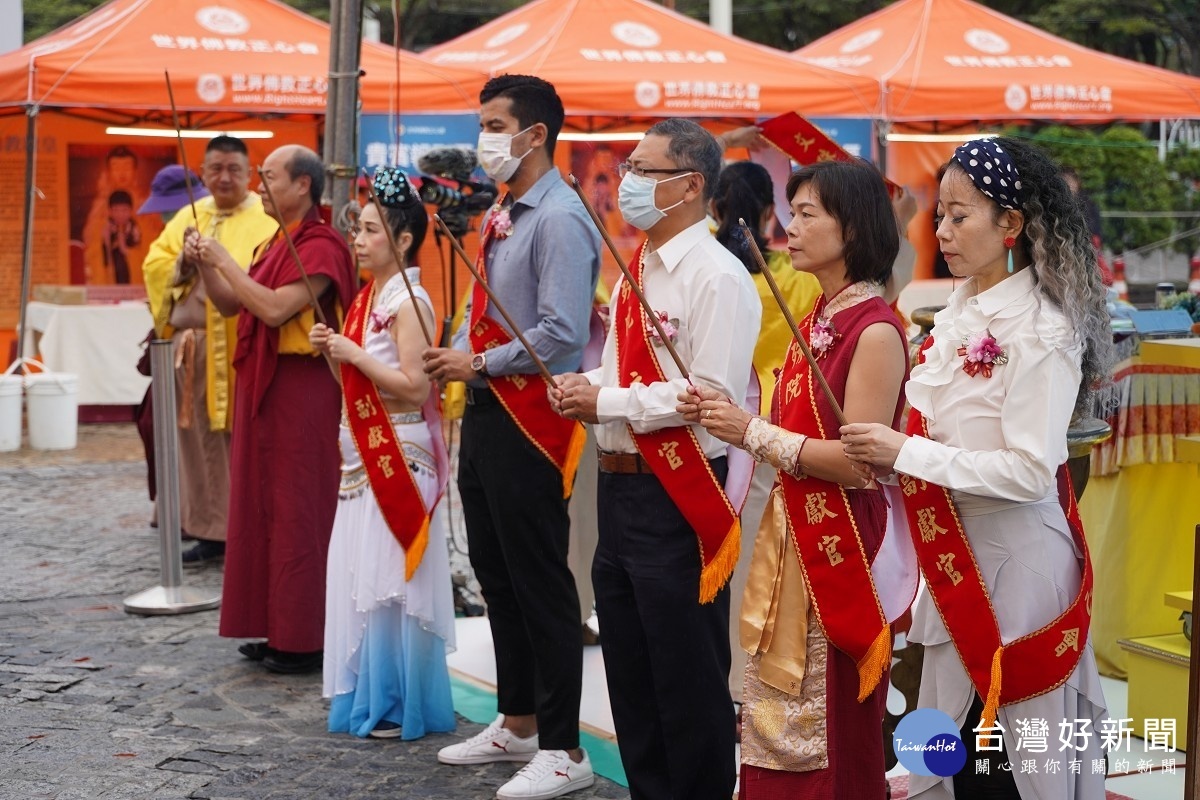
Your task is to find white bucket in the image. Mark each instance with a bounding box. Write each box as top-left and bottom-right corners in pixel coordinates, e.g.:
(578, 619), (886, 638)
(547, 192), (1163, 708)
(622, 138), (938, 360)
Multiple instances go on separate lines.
(0, 367), (21, 452)
(25, 368), (79, 451)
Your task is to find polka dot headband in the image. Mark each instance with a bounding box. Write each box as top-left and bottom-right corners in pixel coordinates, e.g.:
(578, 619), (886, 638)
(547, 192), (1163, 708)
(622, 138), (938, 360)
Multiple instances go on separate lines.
(952, 139), (1024, 210)
(371, 166), (419, 208)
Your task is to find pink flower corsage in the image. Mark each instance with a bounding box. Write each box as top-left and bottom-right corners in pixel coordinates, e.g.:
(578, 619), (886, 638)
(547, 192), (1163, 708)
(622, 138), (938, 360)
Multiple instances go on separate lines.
(957, 330), (1008, 378)
(368, 308), (397, 333)
(810, 317), (840, 359)
(648, 311), (678, 345)
(489, 205), (514, 239)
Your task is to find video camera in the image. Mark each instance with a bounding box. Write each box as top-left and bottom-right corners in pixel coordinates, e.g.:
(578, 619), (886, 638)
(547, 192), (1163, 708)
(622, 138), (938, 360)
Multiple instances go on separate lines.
(414, 147), (498, 239)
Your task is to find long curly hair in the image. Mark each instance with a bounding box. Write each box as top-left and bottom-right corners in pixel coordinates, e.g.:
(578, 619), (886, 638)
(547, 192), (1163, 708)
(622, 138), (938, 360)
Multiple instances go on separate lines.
(946, 137), (1112, 412)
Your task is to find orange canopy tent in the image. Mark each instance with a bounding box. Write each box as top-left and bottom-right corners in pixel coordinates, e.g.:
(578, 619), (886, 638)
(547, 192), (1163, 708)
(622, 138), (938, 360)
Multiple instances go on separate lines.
(793, 0), (1200, 280)
(0, 0), (487, 354)
(792, 0), (1200, 124)
(0, 0), (485, 118)
(423, 0), (879, 127)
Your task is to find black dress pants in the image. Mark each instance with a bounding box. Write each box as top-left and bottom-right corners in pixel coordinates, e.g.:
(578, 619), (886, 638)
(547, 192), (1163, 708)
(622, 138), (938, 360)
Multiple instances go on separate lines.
(458, 398), (583, 750)
(594, 459), (736, 800)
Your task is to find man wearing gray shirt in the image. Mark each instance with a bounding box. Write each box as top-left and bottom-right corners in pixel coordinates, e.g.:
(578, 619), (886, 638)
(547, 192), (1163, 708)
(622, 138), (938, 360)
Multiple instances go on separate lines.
(423, 75), (601, 800)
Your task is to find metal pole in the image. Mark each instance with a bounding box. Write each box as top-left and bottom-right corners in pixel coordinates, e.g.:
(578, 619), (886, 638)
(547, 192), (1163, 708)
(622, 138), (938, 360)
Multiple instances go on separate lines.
(15, 105), (38, 369)
(1186, 523), (1199, 800)
(709, 0), (732, 35)
(323, 0), (363, 236)
(123, 340), (221, 615)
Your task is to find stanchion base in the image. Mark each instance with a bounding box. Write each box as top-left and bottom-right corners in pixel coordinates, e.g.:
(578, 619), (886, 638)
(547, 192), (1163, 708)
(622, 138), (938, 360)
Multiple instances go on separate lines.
(122, 585), (221, 616)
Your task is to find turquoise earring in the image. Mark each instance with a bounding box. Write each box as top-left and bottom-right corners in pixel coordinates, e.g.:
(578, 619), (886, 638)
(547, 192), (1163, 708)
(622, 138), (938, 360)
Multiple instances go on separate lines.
(1004, 236), (1016, 274)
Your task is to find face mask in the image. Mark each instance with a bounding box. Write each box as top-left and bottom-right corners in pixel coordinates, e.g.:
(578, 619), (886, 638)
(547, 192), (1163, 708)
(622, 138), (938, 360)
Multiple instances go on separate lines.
(617, 171), (693, 231)
(477, 125), (535, 183)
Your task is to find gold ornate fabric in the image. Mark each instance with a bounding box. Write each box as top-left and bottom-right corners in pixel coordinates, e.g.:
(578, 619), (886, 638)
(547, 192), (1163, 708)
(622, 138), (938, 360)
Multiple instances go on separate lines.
(741, 624), (829, 772)
(743, 416), (807, 478)
(740, 486), (811, 694)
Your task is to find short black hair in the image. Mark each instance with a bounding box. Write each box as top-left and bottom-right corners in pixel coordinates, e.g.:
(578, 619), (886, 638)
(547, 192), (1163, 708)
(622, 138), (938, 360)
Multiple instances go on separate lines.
(480, 74), (565, 157)
(285, 147), (325, 205)
(785, 160), (898, 285)
(108, 190), (133, 207)
(206, 135), (248, 156)
(107, 146), (137, 165)
(644, 118), (721, 201)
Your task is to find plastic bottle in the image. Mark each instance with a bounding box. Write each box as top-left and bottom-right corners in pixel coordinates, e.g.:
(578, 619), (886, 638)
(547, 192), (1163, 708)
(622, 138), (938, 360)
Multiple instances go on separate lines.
(1112, 256), (1128, 301)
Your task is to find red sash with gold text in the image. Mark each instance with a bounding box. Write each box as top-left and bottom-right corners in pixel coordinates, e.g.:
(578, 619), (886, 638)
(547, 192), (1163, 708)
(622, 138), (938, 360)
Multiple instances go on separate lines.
(614, 241), (741, 603)
(468, 198), (585, 498)
(777, 318), (892, 701)
(341, 280), (433, 581)
(900, 338), (1093, 730)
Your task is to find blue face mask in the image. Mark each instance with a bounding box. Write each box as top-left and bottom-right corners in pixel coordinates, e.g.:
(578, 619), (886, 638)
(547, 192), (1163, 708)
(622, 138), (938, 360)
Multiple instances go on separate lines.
(617, 171), (693, 231)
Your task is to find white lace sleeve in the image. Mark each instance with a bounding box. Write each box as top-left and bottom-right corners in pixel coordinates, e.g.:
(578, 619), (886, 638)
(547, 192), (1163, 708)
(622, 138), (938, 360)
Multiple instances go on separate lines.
(742, 416), (808, 478)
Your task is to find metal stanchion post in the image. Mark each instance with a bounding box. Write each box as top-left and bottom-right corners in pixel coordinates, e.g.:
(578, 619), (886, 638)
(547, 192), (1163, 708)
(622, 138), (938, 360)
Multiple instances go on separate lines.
(123, 339), (221, 615)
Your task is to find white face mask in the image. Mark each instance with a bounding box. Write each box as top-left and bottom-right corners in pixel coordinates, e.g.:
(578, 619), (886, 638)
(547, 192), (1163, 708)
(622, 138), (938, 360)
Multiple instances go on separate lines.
(617, 171), (693, 231)
(476, 125), (535, 183)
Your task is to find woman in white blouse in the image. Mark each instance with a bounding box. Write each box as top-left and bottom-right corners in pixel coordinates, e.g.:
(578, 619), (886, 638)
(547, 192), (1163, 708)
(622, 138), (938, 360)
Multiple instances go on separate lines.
(842, 137), (1112, 799)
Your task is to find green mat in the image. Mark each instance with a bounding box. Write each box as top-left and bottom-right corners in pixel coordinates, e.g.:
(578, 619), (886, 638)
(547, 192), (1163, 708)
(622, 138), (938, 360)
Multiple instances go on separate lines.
(451, 676), (627, 787)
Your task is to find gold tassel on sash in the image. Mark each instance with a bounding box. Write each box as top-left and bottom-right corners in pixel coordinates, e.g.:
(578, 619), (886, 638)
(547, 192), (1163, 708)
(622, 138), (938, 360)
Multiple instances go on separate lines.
(699, 519), (741, 604)
(561, 423), (587, 499)
(981, 646), (1005, 730)
(855, 626), (892, 702)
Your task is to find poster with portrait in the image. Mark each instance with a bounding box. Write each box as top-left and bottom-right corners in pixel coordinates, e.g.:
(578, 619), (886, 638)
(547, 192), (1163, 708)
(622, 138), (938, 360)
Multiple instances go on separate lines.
(568, 140), (640, 257)
(68, 144), (175, 286)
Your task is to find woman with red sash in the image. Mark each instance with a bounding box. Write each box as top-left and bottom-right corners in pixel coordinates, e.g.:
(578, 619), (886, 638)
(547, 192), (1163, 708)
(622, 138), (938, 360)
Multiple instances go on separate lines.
(842, 138), (1113, 799)
(310, 167), (455, 741)
(681, 160), (911, 799)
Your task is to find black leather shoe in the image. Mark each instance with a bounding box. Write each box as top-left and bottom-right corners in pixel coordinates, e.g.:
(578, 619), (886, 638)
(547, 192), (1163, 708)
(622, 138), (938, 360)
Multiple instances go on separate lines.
(237, 641), (273, 661)
(182, 540), (225, 565)
(263, 650), (323, 675)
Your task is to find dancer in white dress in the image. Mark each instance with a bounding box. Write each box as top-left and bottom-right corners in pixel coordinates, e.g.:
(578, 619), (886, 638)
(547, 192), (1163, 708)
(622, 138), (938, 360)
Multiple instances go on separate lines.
(842, 137), (1113, 799)
(310, 167), (456, 740)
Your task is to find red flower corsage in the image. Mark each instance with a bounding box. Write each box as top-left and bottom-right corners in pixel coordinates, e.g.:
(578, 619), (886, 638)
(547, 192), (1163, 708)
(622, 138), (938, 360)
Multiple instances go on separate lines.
(648, 311), (678, 345)
(810, 317), (840, 359)
(368, 308), (397, 333)
(489, 205), (513, 239)
(957, 330), (1008, 378)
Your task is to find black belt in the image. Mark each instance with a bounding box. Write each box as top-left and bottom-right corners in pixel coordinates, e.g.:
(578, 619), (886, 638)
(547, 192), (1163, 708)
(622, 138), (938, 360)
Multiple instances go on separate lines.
(597, 450), (654, 474)
(465, 385), (498, 406)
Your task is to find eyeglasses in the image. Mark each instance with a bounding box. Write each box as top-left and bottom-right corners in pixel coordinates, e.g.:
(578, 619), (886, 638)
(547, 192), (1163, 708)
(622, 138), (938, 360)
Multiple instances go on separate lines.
(617, 162), (691, 179)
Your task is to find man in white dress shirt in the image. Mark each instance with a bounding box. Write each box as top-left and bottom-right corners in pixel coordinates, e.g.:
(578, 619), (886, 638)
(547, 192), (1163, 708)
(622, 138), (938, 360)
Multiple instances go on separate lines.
(551, 118), (760, 800)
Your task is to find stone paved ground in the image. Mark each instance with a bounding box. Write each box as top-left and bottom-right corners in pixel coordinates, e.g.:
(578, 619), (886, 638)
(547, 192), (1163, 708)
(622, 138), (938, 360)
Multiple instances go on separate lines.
(0, 424), (628, 800)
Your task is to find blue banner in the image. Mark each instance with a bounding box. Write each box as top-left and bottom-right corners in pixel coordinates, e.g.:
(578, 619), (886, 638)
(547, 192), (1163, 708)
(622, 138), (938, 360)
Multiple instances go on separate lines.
(359, 113), (480, 171)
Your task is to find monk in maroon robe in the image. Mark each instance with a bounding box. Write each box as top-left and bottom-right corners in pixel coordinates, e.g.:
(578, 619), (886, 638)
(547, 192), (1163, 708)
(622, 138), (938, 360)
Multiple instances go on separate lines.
(188, 144), (356, 674)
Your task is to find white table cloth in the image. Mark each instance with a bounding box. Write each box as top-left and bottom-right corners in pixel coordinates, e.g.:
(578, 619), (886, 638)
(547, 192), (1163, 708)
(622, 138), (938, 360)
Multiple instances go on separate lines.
(21, 301), (152, 405)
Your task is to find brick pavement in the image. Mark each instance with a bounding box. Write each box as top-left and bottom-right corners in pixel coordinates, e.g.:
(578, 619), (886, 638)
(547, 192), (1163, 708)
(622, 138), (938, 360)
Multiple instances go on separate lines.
(0, 424), (628, 800)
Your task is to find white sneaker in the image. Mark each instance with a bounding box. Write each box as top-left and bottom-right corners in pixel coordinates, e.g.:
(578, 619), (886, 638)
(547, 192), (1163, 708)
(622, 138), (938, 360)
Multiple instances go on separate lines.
(437, 715), (539, 765)
(496, 749), (595, 800)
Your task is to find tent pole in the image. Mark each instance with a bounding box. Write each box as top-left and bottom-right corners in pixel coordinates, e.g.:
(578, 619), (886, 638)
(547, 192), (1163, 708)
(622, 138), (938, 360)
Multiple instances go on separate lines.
(15, 104), (39, 371)
(323, 0), (362, 239)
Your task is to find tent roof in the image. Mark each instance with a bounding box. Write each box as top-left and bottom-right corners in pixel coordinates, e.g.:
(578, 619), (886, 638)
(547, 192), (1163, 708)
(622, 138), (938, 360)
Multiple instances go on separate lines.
(0, 0), (485, 117)
(793, 0), (1200, 123)
(423, 0), (878, 120)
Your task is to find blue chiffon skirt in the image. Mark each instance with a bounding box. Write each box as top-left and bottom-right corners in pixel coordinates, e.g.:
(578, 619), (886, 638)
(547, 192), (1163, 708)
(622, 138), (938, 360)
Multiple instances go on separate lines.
(327, 602), (455, 740)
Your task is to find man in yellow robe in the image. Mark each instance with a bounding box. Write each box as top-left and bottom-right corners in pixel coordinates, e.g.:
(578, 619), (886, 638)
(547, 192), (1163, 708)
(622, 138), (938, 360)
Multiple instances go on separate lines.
(141, 135), (277, 563)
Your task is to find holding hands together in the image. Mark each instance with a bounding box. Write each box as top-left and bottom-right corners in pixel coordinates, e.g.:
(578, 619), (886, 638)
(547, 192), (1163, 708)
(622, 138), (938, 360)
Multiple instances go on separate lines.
(548, 373), (599, 423)
(839, 422), (907, 479)
(676, 384), (751, 447)
(182, 228), (234, 273)
(309, 322), (363, 366)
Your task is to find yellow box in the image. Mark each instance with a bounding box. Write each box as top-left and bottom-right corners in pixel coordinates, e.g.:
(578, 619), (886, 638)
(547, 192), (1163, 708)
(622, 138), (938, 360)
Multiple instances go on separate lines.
(32, 284), (86, 305)
(1140, 338), (1200, 369)
(1164, 591), (1193, 613)
(1118, 634), (1190, 750)
(1176, 435), (1200, 464)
